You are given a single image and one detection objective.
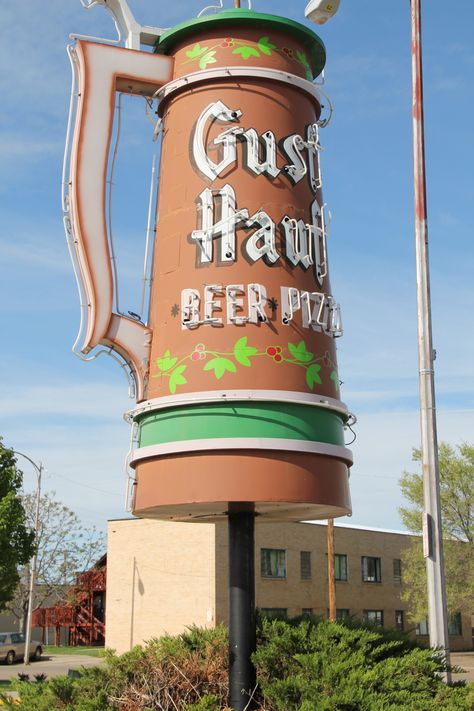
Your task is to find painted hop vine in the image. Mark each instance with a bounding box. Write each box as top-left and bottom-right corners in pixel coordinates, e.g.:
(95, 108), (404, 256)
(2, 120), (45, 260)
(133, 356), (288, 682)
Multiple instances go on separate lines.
(183, 36), (313, 80)
(153, 338), (339, 394)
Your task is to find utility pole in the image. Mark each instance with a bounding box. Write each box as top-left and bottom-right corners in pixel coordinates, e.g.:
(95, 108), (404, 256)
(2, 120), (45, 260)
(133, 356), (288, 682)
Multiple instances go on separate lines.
(327, 519), (336, 621)
(13, 451), (43, 665)
(410, 0), (450, 681)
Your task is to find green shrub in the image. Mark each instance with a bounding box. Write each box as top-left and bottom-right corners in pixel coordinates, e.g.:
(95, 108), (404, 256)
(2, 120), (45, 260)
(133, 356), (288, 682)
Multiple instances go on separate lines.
(3, 671), (111, 711)
(1, 619), (472, 710)
(184, 694), (222, 710)
(253, 617), (472, 710)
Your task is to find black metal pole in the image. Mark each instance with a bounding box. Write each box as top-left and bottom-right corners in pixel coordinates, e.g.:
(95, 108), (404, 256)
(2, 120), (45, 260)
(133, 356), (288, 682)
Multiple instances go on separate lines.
(228, 506), (256, 710)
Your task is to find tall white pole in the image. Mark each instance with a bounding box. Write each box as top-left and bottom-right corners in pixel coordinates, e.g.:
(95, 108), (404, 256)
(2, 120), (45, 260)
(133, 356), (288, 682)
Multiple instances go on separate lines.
(410, 0), (451, 681)
(13, 452), (43, 665)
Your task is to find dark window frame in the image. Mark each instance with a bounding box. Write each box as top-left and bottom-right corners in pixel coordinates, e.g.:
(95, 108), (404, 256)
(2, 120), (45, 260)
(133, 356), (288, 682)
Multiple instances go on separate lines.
(448, 612), (462, 636)
(416, 619), (429, 636)
(335, 553), (348, 581)
(261, 548), (287, 579)
(300, 550), (312, 580)
(393, 558), (402, 584)
(261, 608), (288, 619)
(361, 556), (382, 583)
(363, 609), (384, 627)
(395, 609), (404, 631)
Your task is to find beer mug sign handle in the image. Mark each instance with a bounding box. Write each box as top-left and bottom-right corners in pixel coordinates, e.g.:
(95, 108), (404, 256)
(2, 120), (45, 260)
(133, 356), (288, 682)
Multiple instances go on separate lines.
(67, 41), (173, 401)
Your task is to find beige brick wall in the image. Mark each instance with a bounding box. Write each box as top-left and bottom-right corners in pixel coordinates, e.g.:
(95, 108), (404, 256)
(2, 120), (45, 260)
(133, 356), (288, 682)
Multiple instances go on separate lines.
(107, 519), (472, 653)
(215, 522), (410, 620)
(215, 522), (472, 651)
(215, 522), (329, 620)
(106, 518), (217, 653)
(328, 526), (411, 625)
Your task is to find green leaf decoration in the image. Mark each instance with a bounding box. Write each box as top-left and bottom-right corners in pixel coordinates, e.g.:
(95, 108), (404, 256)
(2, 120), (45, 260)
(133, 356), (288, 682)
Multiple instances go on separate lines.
(296, 49), (310, 68)
(204, 357), (237, 380)
(199, 51), (217, 69)
(288, 341), (313, 363)
(306, 68), (314, 81)
(232, 46), (260, 60)
(186, 43), (209, 59)
(233, 336), (258, 367)
(306, 363), (322, 390)
(257, 36), (277, 56)
(156, 350), (177, 372)
(330, 370), (339, 382)
(169, 365), (187, 394)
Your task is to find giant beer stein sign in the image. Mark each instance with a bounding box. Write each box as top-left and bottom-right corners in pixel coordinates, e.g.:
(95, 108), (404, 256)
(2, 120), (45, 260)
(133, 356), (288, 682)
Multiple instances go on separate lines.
(67, 9), (353, 522)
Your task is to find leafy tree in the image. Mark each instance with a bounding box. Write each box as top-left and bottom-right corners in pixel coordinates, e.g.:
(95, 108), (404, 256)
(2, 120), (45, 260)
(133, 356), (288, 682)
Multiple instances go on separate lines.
(6, 490), (105, 630)
(0, 439), (36, 611)
(399, 442), (474, 622)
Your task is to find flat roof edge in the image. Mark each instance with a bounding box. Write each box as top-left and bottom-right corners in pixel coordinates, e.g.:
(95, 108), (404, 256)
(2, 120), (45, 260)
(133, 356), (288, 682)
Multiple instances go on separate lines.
(302, 520), (413, 536)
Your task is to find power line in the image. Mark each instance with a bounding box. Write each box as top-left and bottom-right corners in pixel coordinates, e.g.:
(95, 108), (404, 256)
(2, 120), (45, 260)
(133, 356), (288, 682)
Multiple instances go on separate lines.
(44, 471), (122, 497)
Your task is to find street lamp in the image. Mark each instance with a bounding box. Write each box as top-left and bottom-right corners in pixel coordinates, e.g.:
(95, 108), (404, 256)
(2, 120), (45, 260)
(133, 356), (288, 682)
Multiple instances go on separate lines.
(305, 0), (451, 675)
(305, 0), (340, 24)
(12, 451), (43, 666)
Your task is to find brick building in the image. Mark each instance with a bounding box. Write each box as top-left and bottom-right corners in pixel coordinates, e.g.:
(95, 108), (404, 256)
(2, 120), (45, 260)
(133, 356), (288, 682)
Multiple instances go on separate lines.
(106, 518), (472, 653)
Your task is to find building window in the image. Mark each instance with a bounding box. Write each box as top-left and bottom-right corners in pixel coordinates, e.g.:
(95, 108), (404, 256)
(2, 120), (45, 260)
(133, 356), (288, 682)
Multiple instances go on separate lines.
(363, 610), (384, 627)
(261, 549), (287, 579)
(393, 559), (402, 584)
(395, 610), (404, 631)
(361, 556), (382, 583)
(300, 551), (312, 580)
(261, 608), (288, 619)
(336, 609), (350, 621)
(302, 608), (313, 616)
(416, 619), (429, 636)
(335, 554), (348, 581)
(448, 613), (462, 636)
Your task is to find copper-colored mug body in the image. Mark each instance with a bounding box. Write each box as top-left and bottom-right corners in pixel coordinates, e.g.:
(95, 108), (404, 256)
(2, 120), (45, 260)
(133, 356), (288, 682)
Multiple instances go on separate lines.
(129, 15), (352, 522)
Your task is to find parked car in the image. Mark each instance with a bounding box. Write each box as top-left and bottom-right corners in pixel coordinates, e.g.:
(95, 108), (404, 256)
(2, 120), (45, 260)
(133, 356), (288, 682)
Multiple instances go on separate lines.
(0, 632), (42, 665)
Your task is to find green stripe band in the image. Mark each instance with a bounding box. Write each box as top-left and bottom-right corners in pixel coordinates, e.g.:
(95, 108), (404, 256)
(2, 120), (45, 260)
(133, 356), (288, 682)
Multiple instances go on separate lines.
(137, 402), (345, 449)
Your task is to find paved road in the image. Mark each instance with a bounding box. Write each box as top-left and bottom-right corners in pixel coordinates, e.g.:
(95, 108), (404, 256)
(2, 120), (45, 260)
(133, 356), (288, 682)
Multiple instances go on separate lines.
(0, 654), (104, 682)
(451, 651), (474, 683)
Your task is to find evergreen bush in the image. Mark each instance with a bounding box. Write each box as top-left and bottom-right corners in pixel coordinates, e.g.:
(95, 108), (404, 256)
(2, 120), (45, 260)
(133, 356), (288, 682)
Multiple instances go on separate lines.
(0, 618), (472, 710)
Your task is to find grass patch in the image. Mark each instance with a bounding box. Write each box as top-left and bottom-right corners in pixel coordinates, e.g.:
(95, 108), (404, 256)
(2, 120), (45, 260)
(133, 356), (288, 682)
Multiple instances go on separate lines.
(43, 646), (104, 657)
(0, 680), (14, 700)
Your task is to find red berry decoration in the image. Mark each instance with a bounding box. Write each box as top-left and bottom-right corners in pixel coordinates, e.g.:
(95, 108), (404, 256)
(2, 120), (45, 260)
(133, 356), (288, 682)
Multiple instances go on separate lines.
(266, 346), (277, 356)
(275, 346), (282, 353)
(196, 343), (205, 352)
(191, 352), (200, 361)
(274, 355), (282, 363)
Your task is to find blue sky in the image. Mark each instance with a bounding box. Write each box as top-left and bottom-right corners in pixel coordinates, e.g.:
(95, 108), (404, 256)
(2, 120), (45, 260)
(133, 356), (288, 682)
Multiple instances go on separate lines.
(0, 0), (472, 535)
